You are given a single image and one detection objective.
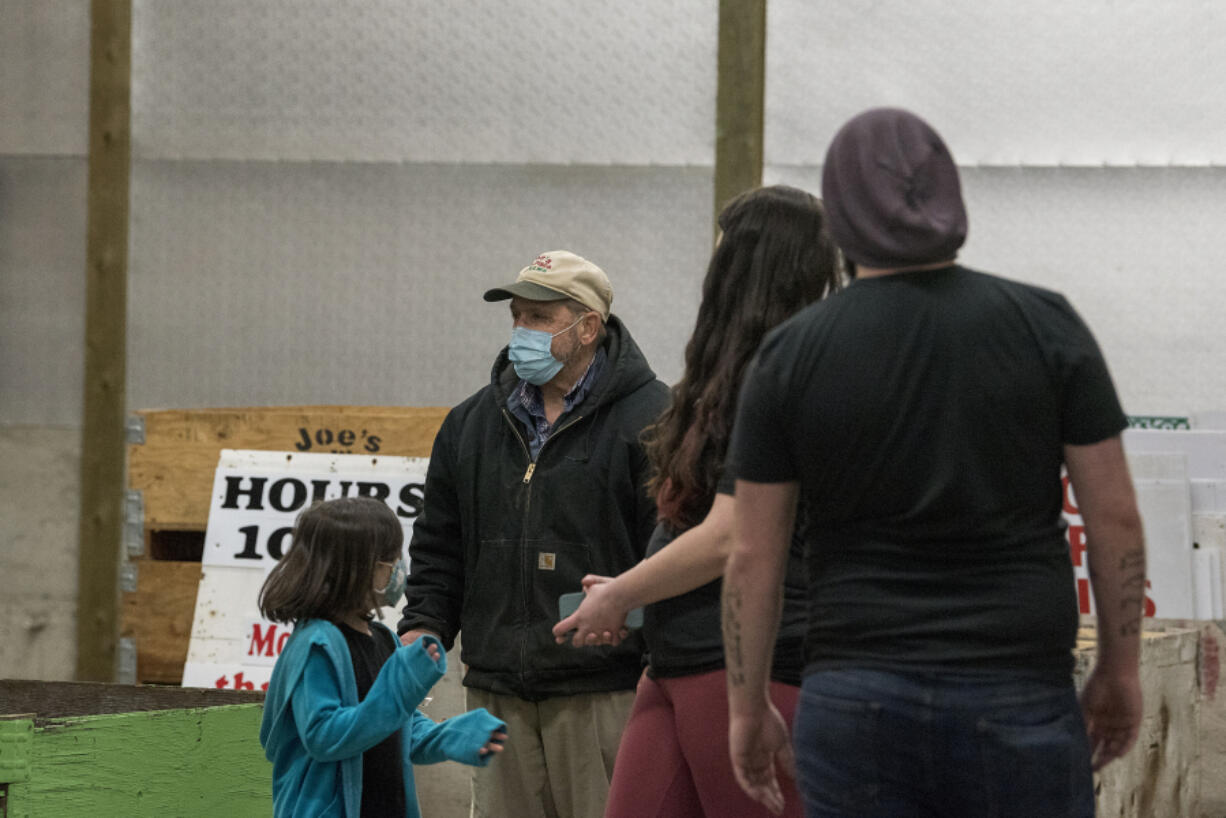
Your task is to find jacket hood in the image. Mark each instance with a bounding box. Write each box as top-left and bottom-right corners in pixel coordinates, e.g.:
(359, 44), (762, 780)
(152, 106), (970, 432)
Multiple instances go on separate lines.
(489, 314), (659, 410)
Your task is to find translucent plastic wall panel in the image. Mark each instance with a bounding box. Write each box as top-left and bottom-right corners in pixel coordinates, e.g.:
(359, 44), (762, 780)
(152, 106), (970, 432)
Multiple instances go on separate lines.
(766, 0), (1226, 167)
(132, 0), (718, 165)
(0, 0), (89, 155)
(0, 157), (88, 425)
(766, 164), (1226, 416)
(128, 160), (711, 409)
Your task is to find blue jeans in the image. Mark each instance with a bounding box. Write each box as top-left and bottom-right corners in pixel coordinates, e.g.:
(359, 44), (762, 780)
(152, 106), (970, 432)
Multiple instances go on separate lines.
(792, 668), (1094, 818)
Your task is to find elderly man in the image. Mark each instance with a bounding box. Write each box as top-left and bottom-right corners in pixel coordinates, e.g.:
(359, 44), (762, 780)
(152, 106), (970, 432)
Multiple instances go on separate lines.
(721, 109), (1146, 817)
(399, 250), (669, 818)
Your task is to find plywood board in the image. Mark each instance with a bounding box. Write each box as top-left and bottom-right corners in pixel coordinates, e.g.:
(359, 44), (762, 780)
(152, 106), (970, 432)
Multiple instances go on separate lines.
(119, 559), (201, 684)
(128, 406), (447, 530)
(2, 703), (269, 814)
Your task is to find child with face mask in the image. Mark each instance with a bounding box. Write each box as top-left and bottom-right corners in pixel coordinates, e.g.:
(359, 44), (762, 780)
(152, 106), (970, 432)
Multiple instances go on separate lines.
(259, 496), (507, 818)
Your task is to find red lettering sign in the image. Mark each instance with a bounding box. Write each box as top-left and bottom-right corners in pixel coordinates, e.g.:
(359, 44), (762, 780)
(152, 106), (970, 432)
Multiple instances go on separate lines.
(214, 672), (270, 692)
(1067, 525), (1087, 567)
(247, 622), (292, 659)
(249, 623), (278, 658)
(1061, 474), (1079, 515)
(1077, 577), (1092, 613)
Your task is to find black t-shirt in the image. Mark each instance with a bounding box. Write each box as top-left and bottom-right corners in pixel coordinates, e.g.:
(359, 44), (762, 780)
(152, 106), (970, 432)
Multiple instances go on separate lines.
(337, 621), (405, 818)
(642, 472), (808, 685)
(727, 265), (1127, 680)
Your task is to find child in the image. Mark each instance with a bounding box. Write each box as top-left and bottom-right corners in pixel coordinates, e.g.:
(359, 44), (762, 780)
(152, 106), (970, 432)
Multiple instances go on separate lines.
(259, 496), (506, 818)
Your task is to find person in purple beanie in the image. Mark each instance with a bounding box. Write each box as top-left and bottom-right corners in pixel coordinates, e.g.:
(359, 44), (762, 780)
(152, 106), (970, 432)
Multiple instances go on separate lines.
(721, 108), (1147, 818)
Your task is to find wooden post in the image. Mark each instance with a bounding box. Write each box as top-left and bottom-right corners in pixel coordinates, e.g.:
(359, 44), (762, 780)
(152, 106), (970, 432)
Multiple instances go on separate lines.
(714, 0), (767, 228)
(76, 0), (132, 682)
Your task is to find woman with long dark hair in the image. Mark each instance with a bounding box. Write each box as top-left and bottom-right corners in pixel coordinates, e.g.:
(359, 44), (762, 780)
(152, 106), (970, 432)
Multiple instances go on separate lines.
(554, 185), (841, 817)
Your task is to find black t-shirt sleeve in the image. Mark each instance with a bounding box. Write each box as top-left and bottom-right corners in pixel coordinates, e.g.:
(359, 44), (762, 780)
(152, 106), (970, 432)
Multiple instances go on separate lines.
(1042, 295), (1128, 445)
(727, 346), (798, 484)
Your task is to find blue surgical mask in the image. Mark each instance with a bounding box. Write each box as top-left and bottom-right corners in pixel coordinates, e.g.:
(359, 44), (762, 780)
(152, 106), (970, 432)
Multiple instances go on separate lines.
(507, 316), (583, 386)
(374, 557), (407, 607)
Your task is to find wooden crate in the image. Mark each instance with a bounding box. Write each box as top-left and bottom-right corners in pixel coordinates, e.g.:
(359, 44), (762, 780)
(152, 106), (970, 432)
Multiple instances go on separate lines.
(0, 680), (267, 816)
(1074, 625), (1201, 817)
(120, 406), (448, 684)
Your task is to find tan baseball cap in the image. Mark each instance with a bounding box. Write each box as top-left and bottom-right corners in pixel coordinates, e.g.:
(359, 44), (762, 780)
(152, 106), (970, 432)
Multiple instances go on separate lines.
(483, 250), (613, 320)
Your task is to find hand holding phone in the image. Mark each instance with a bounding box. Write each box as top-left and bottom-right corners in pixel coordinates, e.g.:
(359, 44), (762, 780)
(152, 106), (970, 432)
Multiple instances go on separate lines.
(554, 584), (643, 647)
(558, 591), (643, 628)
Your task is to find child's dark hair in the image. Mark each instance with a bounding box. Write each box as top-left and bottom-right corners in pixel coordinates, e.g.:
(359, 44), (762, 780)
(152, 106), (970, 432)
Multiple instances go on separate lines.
(259, 496), (403, 625)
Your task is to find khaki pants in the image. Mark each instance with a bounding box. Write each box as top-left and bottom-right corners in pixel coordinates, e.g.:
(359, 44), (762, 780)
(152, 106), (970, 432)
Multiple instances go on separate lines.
(467, 686), (635, 818)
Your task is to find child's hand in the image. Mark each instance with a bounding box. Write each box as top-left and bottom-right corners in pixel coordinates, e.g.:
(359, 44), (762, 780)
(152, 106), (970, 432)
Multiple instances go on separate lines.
(400, 628), (440, 647)
(478, 730), (509, 757)
(424, 641), (442, 663)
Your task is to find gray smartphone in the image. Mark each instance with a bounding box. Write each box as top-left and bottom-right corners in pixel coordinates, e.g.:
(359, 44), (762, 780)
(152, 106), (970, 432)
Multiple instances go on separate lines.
(558, 591), (644, 629)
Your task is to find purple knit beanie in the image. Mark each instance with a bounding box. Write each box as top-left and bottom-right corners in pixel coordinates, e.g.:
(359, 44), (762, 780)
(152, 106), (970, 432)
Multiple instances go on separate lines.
(820, 108), (967, 269)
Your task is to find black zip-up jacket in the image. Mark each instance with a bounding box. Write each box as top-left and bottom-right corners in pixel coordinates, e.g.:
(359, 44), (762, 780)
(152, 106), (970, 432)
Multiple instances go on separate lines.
(398, 316), (670, 700)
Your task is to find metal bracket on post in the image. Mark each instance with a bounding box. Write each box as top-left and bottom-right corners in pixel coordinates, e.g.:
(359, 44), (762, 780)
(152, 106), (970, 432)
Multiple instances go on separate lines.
(125, 414), (145, 444)
(123, 490), (144, 558)
(119, 561), (138, 593)
(116, 637), (137, 685)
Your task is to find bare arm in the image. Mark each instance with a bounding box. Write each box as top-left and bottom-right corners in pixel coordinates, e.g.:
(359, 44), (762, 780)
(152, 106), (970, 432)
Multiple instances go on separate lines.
(723, 479), (798, 815)
(1065, 435), (1146, 770)
(553, 494), (735, 645)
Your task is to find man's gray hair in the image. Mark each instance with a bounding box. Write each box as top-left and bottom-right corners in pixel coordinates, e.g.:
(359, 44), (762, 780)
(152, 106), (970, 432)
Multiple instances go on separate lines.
(563, 298), (607, 343)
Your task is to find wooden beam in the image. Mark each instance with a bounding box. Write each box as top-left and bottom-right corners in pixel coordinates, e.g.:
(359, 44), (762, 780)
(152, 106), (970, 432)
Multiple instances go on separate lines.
(714, 0), (767, 226)
(77, 0), (132, 682)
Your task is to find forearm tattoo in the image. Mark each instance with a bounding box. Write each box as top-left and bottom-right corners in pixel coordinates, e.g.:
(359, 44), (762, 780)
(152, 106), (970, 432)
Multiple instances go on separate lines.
(1118, 548), (1146, 636)
(722, 585), (746, 687)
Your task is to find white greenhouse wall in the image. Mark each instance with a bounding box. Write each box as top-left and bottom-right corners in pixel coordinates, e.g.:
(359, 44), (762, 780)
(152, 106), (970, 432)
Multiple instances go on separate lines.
(0, 0), (89, 427)
(124, 0), (719, 410)
(766, 0), (1226, 418)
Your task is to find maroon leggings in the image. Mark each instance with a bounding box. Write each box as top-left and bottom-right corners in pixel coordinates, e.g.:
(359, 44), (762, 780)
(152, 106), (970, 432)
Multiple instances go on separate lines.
(605, 668), (804, 818)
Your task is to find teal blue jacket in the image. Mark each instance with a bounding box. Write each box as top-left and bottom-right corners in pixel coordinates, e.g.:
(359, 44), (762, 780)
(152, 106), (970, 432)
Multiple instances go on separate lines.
(260, 619), (504, 817)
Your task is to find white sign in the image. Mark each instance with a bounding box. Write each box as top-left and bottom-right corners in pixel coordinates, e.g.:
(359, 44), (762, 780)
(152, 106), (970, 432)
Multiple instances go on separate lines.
(1119, 428), (1226, 619)
(1062, 429), (1226, 622)
(202, 450), (428, 567)
(1063, 454), (1194, 620)
(182, 449), (429, 691)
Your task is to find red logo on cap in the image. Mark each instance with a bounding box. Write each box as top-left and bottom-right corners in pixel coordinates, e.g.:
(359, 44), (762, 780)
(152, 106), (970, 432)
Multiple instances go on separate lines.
(533, 255), (553, 269)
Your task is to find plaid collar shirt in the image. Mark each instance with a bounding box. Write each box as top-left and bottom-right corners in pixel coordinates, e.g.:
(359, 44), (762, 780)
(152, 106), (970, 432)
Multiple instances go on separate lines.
(507, 347), (607, 461)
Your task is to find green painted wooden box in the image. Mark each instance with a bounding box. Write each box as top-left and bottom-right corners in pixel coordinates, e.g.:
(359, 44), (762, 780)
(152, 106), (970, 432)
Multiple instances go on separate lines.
(0, 680), (267, 817)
